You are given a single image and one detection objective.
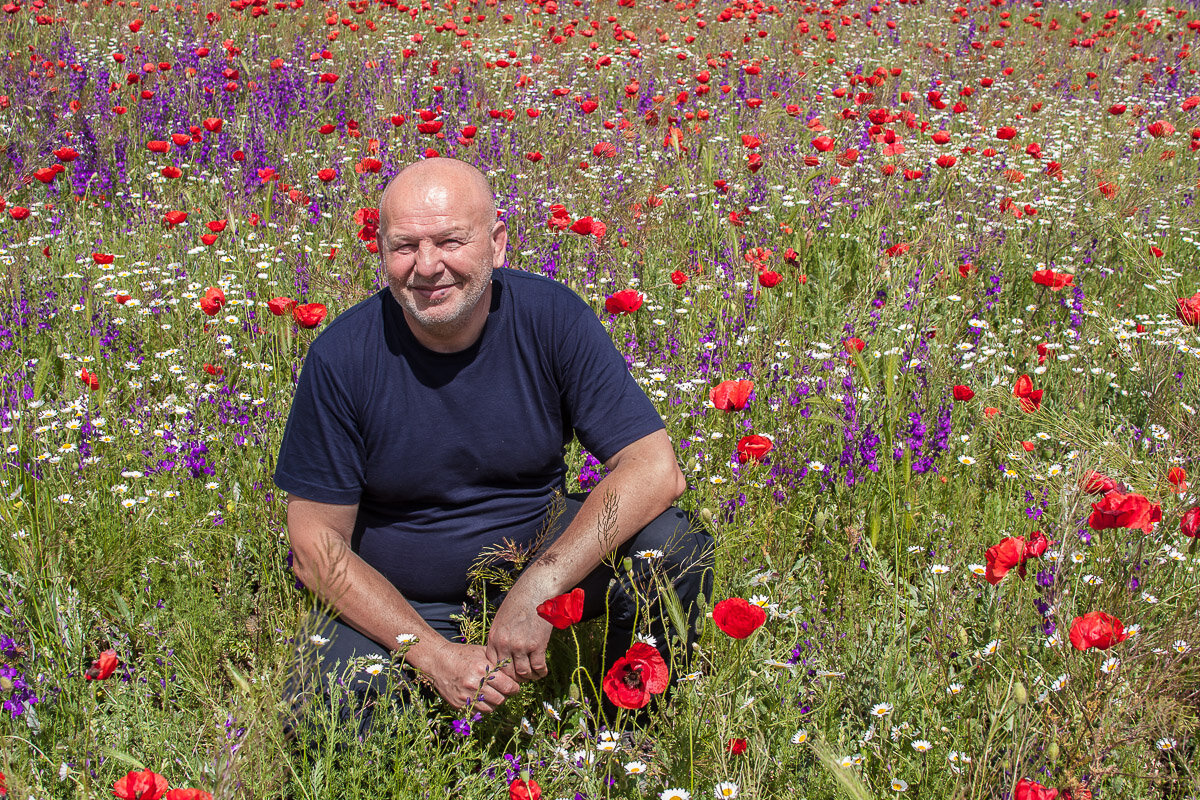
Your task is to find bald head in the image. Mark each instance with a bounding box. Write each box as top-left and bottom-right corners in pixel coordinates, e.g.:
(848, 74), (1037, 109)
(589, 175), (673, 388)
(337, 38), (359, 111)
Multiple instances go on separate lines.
(380, 159), (496, 231)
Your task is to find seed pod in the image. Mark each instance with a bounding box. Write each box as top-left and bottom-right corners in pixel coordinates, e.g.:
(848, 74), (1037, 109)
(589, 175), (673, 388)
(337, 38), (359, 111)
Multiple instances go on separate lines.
(1014, 680), (1028, 706)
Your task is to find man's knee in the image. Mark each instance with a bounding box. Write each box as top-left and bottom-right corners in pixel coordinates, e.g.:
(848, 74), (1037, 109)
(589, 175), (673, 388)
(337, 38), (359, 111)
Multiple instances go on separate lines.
(624, 506), (715, 612)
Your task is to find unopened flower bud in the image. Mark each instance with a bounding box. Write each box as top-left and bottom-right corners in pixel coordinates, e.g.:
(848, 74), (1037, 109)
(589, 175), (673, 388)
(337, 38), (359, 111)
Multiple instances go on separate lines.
(1046, 742), (1059, 761)
(1013, 680), (1028, 706)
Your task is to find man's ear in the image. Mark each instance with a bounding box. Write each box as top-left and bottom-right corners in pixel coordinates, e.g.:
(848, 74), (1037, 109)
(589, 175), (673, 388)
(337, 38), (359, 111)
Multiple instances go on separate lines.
(491, 218), (508, 269)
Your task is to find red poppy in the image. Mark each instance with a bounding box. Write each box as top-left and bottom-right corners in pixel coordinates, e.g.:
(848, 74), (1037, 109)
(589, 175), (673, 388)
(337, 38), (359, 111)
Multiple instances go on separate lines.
(267, 297), (296, 316)
(712, 597), (766, 639)
(570, 217), (599, 236)
(1080, 471), (1117, 495)
(115, 293), (132, 304)
(758, 270), (782, 288)
(417, 120), (443, 135)
(736, 434), (772, 463)
(1146, 120), (1175, 138)
(293, 303), (328, 329)
(936, 154), (958, 168)
(203, 363), (223, 376)
(93, 253), (115, 265)
(508, 778), (541, 800)
(199, 298), (221, 316)
(604, 290), (643, 315)
(952, 385), (975, 402)
(985, 535), (1033, 585)
(1088, 490), (1162, 534)
(161, 166), (181, 179)
(165, 791), (212, 800)
(170, 133), (191, 148)
(726, 738), (749, 754)
(163, 210), (188, 227)
(1167, 467), (1188, 493)
(709, 380), (753, 411)
(53, 147), (78, 161)
(811, 135), (835, 152)
(147, 140), (170, 153)
(1068, 611), (1128, 652)
(79, 368), (99, 391)
(112, 769), (168, 800)
(602, 642), (668, 709)
(740, 134), (761, 149)
(8, 207), (30, 221)
(536, 587), (584, 629)
(670, 270), (687, 287)
(202, 117), (223, 133)
(85, 649), (118, 680)
(836, 148), (859, 166)
(317, 168), (336, 182)
(1015, 779), (1059, 800)
(1176, 292), (1200, 326)
(843, 337), (866, 354)
(996, 126), (1017, 140)
(318, 72), (339, 83)
(1181, 507), (1199, 538)
(1012, 374), (1042, 412)
(1031, 268), (1074, 290)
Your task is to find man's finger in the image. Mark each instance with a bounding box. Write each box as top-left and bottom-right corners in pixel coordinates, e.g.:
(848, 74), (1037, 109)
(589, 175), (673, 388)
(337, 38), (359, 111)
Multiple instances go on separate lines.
(510, 653), (536, 683)
(530, 654), (549, 680)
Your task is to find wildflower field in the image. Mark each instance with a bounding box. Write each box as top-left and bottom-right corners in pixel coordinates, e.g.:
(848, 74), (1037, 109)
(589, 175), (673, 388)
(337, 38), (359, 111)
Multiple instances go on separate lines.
(2, 0), (1200, 795)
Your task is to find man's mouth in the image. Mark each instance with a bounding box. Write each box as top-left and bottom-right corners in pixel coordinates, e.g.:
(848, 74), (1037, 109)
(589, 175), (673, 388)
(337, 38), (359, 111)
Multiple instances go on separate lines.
(411, 284), (456, 300)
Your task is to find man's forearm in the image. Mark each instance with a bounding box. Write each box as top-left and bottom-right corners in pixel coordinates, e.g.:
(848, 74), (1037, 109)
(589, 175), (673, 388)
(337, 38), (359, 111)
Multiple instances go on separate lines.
(511, 436), (686, 604)
(291, 528), (450, 674)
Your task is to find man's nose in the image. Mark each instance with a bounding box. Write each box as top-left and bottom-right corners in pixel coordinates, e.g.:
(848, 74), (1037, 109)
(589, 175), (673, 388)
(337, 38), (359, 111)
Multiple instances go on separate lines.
(414, 242), (441, 276)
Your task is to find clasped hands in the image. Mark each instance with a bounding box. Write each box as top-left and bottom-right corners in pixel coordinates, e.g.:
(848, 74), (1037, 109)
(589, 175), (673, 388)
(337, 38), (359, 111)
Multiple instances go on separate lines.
(422, 587), (555, 714)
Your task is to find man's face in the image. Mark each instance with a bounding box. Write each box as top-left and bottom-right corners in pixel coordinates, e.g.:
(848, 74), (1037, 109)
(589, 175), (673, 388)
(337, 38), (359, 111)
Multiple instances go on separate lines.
(378, 179), (506, 347)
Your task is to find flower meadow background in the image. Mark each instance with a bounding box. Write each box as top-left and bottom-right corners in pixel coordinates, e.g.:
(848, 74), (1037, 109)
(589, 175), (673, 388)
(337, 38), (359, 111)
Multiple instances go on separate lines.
(1, 0), (1200, 795)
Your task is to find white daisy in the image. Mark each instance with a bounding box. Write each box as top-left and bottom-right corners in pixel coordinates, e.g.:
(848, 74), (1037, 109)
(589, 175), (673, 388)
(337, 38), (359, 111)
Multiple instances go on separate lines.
(871, 703), (893, 716)
(791, 729), (809, 744)
(911, 739), (932, 753)
(713, 782), (739, 799)
(624, 761), (648, 775)
(660, 790), (691, 800)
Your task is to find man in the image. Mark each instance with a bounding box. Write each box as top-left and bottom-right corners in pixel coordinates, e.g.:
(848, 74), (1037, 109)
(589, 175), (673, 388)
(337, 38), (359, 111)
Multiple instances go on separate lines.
(276, 158), (712, 716)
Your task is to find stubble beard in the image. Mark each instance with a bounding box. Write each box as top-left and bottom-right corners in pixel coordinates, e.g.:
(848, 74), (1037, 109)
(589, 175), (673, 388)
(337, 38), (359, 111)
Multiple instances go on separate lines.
(389, 256), (493, 341)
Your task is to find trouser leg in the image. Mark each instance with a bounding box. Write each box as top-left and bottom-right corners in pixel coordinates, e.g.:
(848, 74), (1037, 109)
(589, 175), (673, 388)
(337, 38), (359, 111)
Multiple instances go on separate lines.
(550, 495), (715, 672)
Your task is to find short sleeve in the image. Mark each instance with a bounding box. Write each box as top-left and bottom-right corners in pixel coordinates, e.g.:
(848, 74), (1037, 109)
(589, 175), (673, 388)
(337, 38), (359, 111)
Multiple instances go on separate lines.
(557, 309), (665, 464)
(273, 347), (366, 505)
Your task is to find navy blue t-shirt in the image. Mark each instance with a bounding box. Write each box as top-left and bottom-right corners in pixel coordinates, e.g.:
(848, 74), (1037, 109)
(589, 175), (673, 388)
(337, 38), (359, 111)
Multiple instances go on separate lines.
(274, 268), (666, 602)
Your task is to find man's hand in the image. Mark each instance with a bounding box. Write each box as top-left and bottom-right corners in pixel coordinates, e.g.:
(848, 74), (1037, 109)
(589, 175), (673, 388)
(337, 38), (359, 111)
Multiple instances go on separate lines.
(485, 593), (554, 684)
(422, 641), (520, 713)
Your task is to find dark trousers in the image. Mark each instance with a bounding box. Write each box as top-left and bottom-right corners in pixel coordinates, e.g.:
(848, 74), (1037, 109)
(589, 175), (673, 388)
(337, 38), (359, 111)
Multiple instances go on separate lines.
(285, 495), (714, 731)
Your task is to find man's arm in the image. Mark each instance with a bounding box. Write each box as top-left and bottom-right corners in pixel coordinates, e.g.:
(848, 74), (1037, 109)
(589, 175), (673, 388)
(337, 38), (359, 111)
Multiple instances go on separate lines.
(484, 429), (686, 683)
(287, 496), (519, 712)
